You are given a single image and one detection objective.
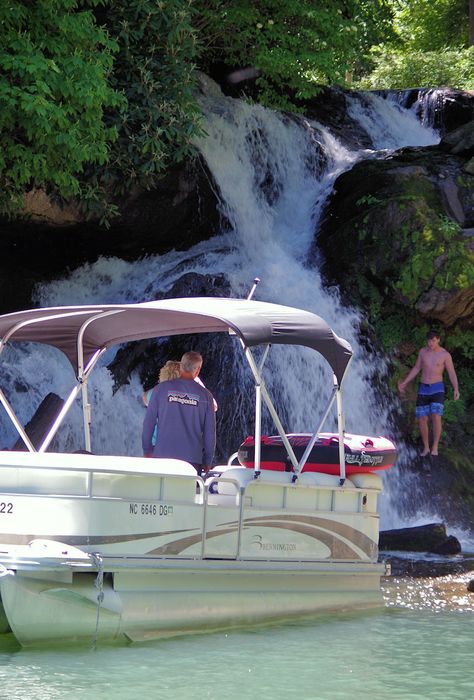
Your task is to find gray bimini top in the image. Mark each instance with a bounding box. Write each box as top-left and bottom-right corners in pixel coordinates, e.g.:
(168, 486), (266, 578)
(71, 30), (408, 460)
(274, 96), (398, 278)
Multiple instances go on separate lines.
(0, 298), (353, 383)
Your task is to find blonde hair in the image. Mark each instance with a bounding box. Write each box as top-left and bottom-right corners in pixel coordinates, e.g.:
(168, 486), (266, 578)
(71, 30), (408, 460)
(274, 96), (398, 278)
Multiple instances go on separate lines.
(159, 360), (181, 382)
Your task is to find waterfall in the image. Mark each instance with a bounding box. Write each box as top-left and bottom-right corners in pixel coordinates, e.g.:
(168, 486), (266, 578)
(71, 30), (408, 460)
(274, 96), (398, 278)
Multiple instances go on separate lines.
(0, 80), (443, 530)
(346, 91), (439, 149)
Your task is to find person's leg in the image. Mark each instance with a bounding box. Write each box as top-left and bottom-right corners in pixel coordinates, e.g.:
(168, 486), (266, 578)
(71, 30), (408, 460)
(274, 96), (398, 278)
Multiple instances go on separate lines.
(417, 416), (430, 456)
(429, 391), (445, 456)
(431, 414), (442, 456)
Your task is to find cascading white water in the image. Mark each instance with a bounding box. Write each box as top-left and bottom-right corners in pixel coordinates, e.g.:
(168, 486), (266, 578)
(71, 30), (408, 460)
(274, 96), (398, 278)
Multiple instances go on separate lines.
(0, 79), (443, 529)
(346, 91), (439, 149)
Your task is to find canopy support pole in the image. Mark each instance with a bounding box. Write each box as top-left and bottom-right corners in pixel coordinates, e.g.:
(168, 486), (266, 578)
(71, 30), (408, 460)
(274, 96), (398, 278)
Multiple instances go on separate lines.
(291, 388), (338, 481)
(335, 376), (346, 485)
(244, 347), (299, 474)
(76, 311), (124, 452)
(38, 348), (106, 453)
(37, 384), (82, 453)
(0, 388), (36, 452)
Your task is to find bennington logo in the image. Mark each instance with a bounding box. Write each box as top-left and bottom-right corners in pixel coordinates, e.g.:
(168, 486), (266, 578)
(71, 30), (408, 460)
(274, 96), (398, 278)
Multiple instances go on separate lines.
(251, 534), (296, 552)
(345, 451), (383, 467)
(168, 391), (198, 406)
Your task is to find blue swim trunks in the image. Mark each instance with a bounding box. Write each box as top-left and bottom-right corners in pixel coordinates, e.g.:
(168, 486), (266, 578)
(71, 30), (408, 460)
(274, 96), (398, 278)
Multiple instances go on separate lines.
(416, 382), (445, 418)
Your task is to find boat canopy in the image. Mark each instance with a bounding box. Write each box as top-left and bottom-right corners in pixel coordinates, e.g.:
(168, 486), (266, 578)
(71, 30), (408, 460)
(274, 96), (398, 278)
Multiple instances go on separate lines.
(0, 298), (352, 383)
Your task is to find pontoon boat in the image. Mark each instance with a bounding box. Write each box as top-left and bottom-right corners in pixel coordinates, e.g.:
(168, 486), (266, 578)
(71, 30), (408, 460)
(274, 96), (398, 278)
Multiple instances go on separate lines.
(0, 297), (393, 646)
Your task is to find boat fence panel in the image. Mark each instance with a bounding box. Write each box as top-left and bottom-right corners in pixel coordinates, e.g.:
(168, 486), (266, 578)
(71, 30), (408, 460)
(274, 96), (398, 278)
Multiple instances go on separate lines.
(349, 473), (382, 513)
(285, 485), (332, 511)
(332, 489), (360, 513)
(91, 472), (164, 499)
(161, 474), (196, 503)
(90, 471), (196, 504)
(0, 466), (88, 496)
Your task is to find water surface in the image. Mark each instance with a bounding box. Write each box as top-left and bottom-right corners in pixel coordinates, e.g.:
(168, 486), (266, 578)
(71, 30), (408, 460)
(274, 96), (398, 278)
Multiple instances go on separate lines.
(1, 574), (473, 700)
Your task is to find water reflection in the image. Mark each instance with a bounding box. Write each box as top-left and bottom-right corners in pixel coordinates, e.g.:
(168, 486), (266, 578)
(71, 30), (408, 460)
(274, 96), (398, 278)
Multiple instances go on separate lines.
(1, 575), (473, 700)
(383, 571), (474, 613)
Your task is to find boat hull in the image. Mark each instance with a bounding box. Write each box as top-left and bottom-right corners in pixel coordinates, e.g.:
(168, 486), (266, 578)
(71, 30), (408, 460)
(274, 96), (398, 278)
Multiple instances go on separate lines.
(0, 557), (385, 645)
(0, 451), (386, 646)
(238, 433), (397, 475)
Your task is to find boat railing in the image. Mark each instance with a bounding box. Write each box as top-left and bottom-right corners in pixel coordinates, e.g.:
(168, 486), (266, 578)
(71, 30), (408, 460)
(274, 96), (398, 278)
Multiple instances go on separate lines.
(0, 456), (382, 510)
(206, 473), (381, 509)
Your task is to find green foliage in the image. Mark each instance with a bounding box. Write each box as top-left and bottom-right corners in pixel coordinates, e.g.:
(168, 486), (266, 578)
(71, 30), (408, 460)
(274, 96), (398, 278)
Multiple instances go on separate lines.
(99, 0), (203, 195)
(356, 1), (472, 88)
(357, 46), (474, 90)
(377, 314), (413, 350)
(391, 0), (469, 52)
(395, 215), (474, 301)
(446, 329), (474, 362)
(0, 0), (120, 216)
(193, 1), (395, 107)
(455, 366), (474, 406)
(356, 194), (383, 207)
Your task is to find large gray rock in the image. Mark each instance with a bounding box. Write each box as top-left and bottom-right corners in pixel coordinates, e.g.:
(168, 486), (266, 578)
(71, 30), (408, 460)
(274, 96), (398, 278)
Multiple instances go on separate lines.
(441, 120), (474, 156)
(379, 523), (461, 554)
(317, 147), (474, 327)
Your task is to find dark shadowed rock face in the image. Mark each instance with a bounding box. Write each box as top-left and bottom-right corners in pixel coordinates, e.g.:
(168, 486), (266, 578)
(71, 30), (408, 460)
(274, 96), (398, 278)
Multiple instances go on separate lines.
(0, 156), (224, 314)
(379, 522), (460, 553)
(394, 88), (474, 134)
(299, 87), (374, 150)
(382, 554), (474, 578)
(317, 147), (474, 328)
(440, 120), (474, 158)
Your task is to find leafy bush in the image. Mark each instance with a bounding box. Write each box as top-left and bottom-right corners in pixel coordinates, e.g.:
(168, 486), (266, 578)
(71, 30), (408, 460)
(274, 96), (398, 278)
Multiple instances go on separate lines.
(390, 0), (469, 52)
(100, 0), (203, 195)
(356, 46), (474, 90)
(0, 0), (120, 215)
(194, 1), (394, 108)
(395, 215), (474, 301)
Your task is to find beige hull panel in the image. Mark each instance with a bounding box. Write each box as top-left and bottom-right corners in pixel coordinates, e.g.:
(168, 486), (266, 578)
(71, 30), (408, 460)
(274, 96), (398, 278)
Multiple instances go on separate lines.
(0, 560), (384, 645)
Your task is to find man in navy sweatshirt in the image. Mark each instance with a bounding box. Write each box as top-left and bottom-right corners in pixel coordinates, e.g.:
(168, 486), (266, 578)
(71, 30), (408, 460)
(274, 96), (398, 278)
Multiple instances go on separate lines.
(142, 351), (216, 474)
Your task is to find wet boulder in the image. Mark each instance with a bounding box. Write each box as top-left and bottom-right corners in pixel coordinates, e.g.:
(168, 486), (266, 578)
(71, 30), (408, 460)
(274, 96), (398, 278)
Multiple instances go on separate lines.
(379, 522), (461, 554)
(317, 147), (474, 328)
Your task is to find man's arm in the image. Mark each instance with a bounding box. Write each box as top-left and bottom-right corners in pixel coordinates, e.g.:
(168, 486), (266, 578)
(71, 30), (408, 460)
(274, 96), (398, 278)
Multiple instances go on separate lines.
(398, 350), (423, 394)
(445, 352), (460, 400)
(202, 393), (216, 467)
(142, 387), (159, 456)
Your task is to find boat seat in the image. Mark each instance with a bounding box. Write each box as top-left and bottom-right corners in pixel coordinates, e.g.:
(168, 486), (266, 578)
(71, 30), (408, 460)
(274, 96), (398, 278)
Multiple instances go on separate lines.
(298, 472), (354, 488)
(349, 473), (383, 490)
(207, 467), (253, 496)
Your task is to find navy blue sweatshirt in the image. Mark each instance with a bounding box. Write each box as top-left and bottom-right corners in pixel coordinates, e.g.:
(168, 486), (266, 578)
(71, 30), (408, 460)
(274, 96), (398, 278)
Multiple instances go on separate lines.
(142, 378), (216, 465)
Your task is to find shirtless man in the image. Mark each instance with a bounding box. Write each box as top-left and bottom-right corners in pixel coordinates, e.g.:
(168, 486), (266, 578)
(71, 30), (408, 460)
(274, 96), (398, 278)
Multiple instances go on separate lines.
(398, 330), (460, 457)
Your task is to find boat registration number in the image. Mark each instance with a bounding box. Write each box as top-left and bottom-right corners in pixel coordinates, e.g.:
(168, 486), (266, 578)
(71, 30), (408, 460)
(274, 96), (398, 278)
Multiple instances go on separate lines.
(129, 503), (173, 516)
(0, 502), (13, 514)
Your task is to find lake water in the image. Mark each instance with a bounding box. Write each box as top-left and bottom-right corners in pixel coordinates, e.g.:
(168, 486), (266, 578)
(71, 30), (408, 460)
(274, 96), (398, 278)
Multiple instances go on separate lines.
(1, 569), (473, 700)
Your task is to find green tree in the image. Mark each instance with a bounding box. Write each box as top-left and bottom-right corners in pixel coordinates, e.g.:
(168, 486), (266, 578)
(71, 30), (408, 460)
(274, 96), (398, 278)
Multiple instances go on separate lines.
(194, 1), (394, 107)
(97, 0), (203, 196)
(0, 0), (120, 216)
(356, 1), (473, 89)
(391, 0), (469, 51)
